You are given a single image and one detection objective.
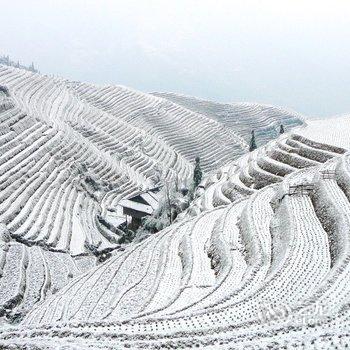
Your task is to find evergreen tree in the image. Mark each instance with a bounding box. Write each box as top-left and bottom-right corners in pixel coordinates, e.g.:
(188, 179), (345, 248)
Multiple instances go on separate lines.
(193, 156), (202, 188)
(249, 130), (257, 152)
(279, 124), (285, 134)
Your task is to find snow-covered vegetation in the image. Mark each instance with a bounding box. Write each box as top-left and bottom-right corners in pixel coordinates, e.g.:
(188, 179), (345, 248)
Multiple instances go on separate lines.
(1, 64), (350, 349)
(0, 55), (38, 73)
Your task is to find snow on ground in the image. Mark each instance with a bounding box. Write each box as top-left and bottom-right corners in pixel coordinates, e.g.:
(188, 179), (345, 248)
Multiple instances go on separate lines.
(0, 65), (302, 256)
(7, 147), (350, 349)
(69, 205), (87, 256)
(296, 114), (350, 149)
(1, 65), (350, 349)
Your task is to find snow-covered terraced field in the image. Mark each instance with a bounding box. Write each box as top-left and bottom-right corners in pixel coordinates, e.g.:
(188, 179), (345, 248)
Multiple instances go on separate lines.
(0, 224), (94, 323)
(183, 130), (347, 217)
(2, 144), (350, 348)
(296, 115), (350, 150)
(153, 92), (304, 146)
(0, 65), (303, 256)
(1, 64), (350, 349)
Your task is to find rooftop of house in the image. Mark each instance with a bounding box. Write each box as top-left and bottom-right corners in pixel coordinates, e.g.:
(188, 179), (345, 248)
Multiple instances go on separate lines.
(119, 187), (161, 216)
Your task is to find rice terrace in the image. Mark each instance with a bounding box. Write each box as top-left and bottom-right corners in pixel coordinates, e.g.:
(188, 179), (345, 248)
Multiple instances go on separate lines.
(0, 1), (350, 349)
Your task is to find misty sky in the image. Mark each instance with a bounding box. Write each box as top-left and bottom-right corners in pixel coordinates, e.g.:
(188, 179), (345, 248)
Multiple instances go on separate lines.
(1, 0), (350, 117)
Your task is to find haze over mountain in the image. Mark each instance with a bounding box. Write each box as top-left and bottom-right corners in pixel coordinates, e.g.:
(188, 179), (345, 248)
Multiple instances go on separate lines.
(1, 0), (350, 117)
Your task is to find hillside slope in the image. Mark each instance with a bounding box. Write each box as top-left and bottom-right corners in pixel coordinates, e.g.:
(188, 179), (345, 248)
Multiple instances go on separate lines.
(1, 116), (349, 349)
(153, 92), (304, 146)
(182, 127), (346, 217)
(0, 65), (303, 256)
(0, 224), (94, 324)
(3, 64), (349, 349)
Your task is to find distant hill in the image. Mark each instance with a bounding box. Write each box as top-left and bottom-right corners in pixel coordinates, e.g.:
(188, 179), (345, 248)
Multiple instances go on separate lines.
(153, 92), (304, 145)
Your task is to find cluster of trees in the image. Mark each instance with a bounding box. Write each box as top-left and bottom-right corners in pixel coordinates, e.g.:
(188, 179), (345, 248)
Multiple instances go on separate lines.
(0, 55), (38, 73)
